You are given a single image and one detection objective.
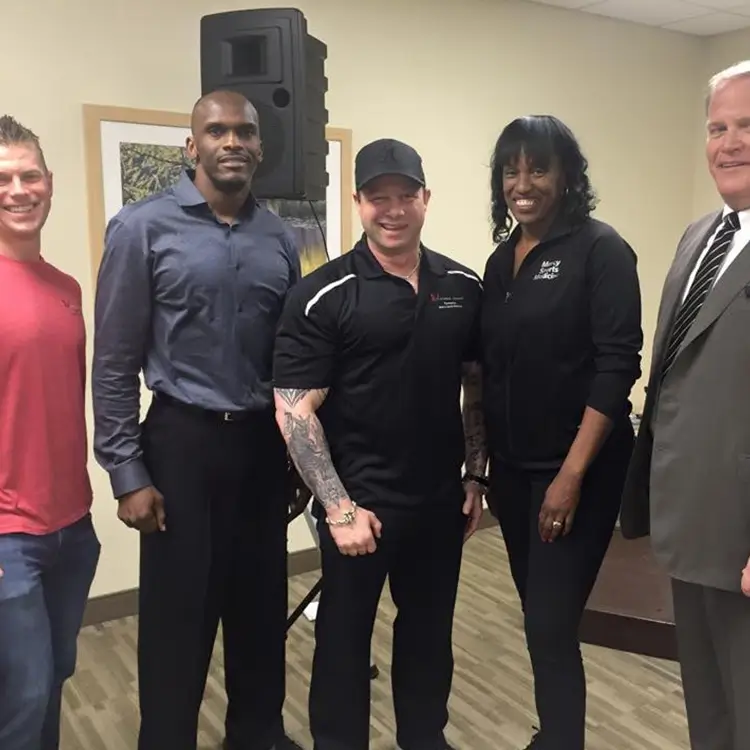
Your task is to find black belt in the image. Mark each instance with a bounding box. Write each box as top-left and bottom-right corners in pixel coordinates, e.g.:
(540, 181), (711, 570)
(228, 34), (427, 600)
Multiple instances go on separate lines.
(153, 391), (261, 423)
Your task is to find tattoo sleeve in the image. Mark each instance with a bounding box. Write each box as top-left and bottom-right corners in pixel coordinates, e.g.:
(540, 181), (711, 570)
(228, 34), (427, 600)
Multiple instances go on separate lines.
(274, 387), (349, 511)
(461, 362), (488, 476)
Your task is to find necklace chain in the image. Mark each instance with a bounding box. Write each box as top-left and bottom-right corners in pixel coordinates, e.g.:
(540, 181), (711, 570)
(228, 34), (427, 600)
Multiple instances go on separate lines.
(388, 249), (421, 280)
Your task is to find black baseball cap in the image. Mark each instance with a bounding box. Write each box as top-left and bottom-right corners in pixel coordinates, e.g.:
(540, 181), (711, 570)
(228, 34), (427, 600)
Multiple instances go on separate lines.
(354, 138), (426, 191)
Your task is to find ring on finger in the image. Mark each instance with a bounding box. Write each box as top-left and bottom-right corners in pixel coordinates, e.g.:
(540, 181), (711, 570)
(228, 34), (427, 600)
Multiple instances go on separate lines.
(552, 520), (563, 529)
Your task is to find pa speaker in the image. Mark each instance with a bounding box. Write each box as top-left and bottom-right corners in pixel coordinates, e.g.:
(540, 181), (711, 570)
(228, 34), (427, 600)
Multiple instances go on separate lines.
(200, 8), (329, 201)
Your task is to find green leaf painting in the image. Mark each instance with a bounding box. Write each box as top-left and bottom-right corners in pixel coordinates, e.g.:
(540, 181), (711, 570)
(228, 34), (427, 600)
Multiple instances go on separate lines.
(120, 143), (191, 205)
(264, 198), (328, 277)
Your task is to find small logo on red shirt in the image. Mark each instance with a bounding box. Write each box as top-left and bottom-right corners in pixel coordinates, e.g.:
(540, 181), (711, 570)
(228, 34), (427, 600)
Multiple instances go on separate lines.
(61, 299), (82, 314)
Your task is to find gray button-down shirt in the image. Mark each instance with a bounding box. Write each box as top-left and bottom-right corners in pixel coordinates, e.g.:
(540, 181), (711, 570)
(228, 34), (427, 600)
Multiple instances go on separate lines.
(92, 170), (301, 498)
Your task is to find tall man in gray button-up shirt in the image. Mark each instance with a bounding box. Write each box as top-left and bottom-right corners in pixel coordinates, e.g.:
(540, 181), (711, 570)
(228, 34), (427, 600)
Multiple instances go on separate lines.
(92, 90), (303, 750)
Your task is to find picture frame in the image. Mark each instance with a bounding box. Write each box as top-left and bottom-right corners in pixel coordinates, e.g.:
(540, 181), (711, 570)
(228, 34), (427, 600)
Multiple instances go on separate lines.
(82, 103), (353, 284)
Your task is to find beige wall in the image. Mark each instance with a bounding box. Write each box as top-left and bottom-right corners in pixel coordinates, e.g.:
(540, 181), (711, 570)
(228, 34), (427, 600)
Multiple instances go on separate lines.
(1, 0), (719, 597)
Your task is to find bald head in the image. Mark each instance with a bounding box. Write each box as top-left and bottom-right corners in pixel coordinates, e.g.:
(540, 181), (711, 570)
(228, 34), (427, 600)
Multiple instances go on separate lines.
(186, 89), (263, 195)
(190, 90), (258, 133)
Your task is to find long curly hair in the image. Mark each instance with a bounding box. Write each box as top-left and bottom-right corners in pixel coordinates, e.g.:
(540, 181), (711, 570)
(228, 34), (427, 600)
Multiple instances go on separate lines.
(489, 115), (597, 244)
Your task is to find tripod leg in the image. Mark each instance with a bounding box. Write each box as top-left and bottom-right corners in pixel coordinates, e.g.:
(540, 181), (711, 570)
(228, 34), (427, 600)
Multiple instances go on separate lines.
(286, 576), (323, 632)
(287, 573), (379, 678)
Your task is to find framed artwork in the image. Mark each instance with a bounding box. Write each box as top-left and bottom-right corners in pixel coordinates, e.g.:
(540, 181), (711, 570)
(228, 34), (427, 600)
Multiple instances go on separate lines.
(82, 103), (353, 283)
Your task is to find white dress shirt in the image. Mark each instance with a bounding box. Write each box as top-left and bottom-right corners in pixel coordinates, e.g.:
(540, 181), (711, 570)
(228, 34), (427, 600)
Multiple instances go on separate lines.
(681, 206), (750, 302)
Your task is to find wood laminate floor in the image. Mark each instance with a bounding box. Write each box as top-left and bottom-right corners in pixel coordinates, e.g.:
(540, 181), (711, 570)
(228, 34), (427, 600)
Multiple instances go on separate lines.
(61, 526), (690, 749)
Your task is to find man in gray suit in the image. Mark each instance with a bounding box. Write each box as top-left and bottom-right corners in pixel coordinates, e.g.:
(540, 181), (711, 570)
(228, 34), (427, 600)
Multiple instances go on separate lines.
(620, 59), (750, 750)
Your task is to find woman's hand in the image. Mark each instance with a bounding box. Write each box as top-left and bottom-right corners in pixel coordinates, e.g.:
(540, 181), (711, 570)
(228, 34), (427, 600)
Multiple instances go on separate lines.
(538, 468), (583, 542)
(536, 406), (613, 543)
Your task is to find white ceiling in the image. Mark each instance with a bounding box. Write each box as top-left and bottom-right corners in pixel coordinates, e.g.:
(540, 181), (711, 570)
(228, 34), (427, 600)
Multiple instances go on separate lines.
(523, 0), (750, 36)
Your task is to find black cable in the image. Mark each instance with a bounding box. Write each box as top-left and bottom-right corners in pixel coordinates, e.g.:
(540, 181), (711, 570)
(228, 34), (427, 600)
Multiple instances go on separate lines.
(308, 199), (329, 259)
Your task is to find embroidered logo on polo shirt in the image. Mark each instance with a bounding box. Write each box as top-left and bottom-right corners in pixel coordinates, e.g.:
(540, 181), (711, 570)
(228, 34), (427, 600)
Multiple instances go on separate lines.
(430, 292), (464, 310)
(534, 260), (561, 281)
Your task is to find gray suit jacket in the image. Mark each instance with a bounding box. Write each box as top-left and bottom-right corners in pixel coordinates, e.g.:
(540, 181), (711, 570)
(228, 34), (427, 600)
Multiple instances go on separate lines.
(620, 210), (750, 592)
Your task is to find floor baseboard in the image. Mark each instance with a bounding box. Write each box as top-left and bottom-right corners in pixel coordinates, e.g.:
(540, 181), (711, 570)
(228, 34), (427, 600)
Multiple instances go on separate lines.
(82, 586), (139, 627)
(83, 509), (497, 627)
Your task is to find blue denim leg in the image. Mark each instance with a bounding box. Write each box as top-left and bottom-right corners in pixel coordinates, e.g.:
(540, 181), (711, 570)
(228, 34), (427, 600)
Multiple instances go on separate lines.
(40, 514), (100, 750)
(0, 514), (100, 750)
(0, 534), (54, 750)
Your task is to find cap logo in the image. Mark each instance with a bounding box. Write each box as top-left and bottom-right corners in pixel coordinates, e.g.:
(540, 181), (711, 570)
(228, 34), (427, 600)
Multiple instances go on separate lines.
(380, 144), (397, 164)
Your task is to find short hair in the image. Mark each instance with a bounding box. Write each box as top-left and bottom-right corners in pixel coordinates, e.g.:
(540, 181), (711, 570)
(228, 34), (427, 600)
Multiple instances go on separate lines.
(489, 115), (597, 244)
(705, 60), (750, 113)
(0, 115), (47, 170)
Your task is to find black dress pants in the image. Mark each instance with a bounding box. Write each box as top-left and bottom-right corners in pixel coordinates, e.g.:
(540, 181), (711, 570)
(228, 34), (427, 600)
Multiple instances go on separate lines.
(309, 503), (467, 750)
(487, 423), (634, 750)
(136, 395), (290, 750)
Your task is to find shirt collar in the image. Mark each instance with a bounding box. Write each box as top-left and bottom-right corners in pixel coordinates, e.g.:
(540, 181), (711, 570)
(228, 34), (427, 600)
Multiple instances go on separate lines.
(353, 233), (447, 279)
(722, 204), (750, 230)
(504, 209), (577, 250)
(173, 169), (258, 215)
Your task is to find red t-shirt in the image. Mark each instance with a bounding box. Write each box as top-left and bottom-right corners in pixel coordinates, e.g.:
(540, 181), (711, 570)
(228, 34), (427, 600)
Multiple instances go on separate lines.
(0, 253), (92, 535)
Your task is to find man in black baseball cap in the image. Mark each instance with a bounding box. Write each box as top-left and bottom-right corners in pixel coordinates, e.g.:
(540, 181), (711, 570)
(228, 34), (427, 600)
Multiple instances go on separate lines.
(350, 138), (431, 262)
(273, 134), (486, 750)
(354, 137), (426, 191)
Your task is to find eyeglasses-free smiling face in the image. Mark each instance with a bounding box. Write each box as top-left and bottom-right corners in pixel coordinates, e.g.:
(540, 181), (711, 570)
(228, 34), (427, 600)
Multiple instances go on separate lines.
(707, 75), (750, 212)
(355, 174), (431, 255)
(502, 151), (565, 232)
(0, 143), (53, 244)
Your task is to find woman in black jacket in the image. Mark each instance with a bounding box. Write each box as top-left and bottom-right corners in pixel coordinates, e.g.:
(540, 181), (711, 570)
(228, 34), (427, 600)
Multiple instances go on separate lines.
(480, 115), (643, 750)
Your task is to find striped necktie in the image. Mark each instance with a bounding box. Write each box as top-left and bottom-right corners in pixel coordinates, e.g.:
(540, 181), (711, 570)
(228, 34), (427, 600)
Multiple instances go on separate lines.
(662, 211), (740, 376)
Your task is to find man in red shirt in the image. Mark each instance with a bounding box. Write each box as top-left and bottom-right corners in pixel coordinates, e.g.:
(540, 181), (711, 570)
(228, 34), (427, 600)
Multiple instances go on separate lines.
(0, 116), (100, 750)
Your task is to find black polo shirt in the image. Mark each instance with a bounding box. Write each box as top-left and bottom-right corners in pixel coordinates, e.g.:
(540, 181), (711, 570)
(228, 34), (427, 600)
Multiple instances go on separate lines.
(273, 236), (483, 510)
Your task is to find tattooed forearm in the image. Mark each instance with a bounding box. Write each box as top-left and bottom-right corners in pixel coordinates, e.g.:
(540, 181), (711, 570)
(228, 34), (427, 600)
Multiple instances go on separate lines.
(282, 412), (348, 510)
(462, 362), (488, 476)
(274, 388), (348, 510)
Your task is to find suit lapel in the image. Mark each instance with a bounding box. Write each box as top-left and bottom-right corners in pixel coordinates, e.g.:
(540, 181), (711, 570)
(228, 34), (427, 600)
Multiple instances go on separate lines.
(679, 235), (750, 353)
(651, 212), (722, 369)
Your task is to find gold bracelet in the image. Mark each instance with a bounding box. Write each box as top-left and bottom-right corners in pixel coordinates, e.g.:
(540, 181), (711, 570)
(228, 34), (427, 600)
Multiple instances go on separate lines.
(325, 503), (358, 526)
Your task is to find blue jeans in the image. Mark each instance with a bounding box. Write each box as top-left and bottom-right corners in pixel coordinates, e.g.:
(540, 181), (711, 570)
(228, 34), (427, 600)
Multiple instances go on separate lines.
(0, 513), (100, 750)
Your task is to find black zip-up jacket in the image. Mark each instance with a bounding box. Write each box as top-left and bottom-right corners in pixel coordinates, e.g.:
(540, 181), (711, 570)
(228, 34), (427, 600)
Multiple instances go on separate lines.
(480, 216), (643, 470)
